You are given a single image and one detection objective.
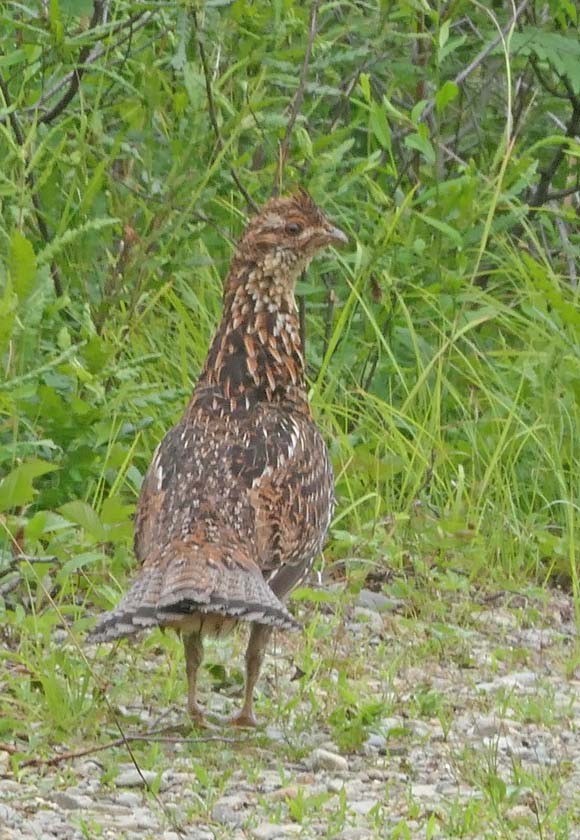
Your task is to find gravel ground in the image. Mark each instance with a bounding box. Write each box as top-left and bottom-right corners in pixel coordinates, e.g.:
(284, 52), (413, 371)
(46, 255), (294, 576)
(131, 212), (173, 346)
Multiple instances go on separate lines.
(1, 589), (578, 839)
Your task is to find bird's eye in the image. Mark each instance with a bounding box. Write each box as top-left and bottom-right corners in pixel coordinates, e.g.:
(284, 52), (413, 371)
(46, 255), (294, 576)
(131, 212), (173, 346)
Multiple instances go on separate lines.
(286, 222), (303, 235)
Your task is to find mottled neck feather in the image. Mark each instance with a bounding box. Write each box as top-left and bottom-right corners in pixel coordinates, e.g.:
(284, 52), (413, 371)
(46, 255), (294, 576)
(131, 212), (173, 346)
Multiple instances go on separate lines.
(192, 255), (309, 415)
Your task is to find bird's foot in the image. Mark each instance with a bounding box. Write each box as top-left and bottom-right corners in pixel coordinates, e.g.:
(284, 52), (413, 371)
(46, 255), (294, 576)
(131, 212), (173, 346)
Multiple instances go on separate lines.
(228, 709), (259, 728)
(187, 703), (221, 731)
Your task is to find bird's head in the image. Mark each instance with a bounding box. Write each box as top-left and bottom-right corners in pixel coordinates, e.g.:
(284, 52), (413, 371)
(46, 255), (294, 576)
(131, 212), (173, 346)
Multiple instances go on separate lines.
(234, 189), (348, 282)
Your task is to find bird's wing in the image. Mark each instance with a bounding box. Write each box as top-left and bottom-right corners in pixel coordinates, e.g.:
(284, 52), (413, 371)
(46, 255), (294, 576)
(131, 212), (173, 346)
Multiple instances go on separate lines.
(238, 405), (334, 599)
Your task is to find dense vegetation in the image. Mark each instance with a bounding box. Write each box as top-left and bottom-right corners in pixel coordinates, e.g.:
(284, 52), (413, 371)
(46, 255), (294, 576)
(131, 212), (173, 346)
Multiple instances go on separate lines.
(1, 0), (579, 803)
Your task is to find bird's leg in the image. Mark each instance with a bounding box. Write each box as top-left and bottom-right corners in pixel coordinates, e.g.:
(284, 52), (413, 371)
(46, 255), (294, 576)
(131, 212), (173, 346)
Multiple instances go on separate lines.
(182, 631), (209, 727)
(230, 623), (272, 727)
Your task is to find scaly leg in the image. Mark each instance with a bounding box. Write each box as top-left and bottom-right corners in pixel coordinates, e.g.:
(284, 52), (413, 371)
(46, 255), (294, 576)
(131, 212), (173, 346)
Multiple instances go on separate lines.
(182, 631), (208, 727)
(230, 623), (272, 727)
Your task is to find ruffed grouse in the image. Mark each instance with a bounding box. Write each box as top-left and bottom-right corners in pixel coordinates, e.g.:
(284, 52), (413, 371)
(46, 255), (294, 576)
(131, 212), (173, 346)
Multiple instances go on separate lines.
(89, 190), (347, 726)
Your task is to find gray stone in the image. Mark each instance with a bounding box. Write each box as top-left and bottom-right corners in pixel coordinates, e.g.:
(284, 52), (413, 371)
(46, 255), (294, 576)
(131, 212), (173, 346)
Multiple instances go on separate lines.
(382, 716), (407, 733)
(336, 829), (374, 840)
(498, 670), (539, 688)
(353, 607), (383, 634)
(211, 792), (249, 827)
(363, 732), (387, 753)
(476, 609), (518, 629)
(505, 804), (535, 824)
(115, 791), (142, 807)
(307, 748), (348, 772)
(252, 824), (301, 839)
(50, 791), (92, 810)
(327, 778), (345, 793)
(411, 783), (439, 800)
(356, 589), (402, 613)
(478, 670), (539, 693)
(471, 715), (509, 737)
(350, 798), (379, 815)
(114, 768), (162, 789)
(106, 810), (158, 831)
(0, 803), (19, 825)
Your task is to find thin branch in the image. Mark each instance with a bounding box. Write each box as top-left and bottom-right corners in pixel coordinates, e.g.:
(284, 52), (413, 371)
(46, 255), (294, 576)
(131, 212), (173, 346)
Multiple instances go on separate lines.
(531, 100), (580, 212)
(37, 1), (105, 124)
(11, 729), (246, 770)
(37, 7), (157, 125)
(194, 12), (221, 146)
(421, 0), (530, 124)
(0, 73), (63, 296)
(1, 554), (56, 576)
(529, 55), (570, 100)
(192, 10), (258, 212)
(0, 13), (154, 127)
(19, 12), (152, 119)
(543, 184), (580, 203)
(275, 0), (320, 194)
(0, 74), (24, 144)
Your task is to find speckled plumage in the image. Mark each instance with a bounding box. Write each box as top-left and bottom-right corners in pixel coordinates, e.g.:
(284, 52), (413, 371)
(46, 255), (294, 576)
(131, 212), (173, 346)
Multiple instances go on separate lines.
(89, 190), (347, 725)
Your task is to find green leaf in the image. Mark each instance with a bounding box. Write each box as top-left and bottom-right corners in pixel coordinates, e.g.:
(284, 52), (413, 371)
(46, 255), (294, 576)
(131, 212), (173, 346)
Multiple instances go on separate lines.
(369, 102), (391, 152)
(100, 495), (134, 525)
(404, 132), (436, 165)
(49, 0), (64, 46)
(439, 20), (450, 50)
(9, 231), (37, 300)
(510, 28), (580, 94)
(59, 501), (109, 541)
(410, 99), (428, 124)
(414, 211), (463, 248)
(0, 460), (59, 512)
(439, 34), (467, 63)
(435, 80), (459, 113)
(0, 279), (18, 352)
(359, 72), (371, 102)
(0, 50), (28, 69)
(291, 586), (341, 604)
(37, 218), (120, 265)
(57, 550), (104, 581)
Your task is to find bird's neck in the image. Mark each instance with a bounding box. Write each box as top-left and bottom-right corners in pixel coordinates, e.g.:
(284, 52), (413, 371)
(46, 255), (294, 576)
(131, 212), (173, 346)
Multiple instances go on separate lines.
(193, 262), (309, 414)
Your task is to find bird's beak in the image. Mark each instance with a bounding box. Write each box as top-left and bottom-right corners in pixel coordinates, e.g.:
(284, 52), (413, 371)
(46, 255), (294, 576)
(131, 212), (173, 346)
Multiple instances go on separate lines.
(324, 224), (348, 246)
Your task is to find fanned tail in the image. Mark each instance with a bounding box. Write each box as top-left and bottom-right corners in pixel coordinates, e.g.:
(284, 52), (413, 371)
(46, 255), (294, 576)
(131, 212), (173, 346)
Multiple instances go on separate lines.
(87, 539), (299, 643)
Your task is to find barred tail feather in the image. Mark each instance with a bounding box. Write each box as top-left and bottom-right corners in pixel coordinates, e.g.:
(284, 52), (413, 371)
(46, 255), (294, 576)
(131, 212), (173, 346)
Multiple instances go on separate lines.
(87, 545), (299, 643)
